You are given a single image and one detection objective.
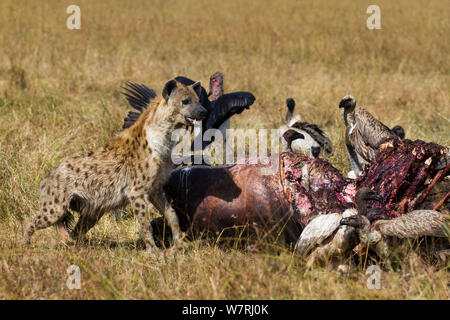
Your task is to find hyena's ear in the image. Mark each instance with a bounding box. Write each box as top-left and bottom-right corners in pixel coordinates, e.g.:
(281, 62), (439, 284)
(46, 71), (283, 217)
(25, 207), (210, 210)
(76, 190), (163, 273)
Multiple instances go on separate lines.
(162, 79), (178, 101)
(190, 81), (202, 98)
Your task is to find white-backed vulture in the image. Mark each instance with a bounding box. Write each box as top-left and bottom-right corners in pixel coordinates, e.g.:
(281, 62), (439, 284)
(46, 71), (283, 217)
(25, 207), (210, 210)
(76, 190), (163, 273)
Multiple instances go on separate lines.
(340, 210), (449, 263)
(280, 98), (333, 158)
(340, 210), (449, 240)
(295, 187), (384, 267)
(339, 95), (404, 177)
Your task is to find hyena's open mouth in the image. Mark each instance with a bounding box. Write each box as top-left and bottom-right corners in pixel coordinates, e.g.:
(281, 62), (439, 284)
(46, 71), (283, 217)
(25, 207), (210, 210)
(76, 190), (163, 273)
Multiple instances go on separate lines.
(184, 116), (203, 126)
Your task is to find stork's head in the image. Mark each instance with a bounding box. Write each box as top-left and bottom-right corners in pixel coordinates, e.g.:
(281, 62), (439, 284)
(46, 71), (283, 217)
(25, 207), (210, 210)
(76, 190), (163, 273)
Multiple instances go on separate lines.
(208, 71), (224, 100)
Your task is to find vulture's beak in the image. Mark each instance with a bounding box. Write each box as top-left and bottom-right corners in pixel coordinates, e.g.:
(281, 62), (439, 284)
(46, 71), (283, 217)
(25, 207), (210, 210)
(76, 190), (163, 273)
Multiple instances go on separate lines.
(339, 217), (349, 225)
(369, 192), (384, 202)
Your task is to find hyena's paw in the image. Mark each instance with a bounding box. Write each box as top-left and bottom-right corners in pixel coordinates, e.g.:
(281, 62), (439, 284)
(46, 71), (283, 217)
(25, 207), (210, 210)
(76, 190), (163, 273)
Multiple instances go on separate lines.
(145, 247), (163, 260)
(19, 238), (32, 247)
(20, 223), (34, 247)
(170, 233), (188, 252)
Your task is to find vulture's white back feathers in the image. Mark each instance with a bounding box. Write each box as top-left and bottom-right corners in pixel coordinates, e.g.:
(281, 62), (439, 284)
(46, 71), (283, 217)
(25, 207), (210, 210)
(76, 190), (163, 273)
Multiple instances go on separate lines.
(295, 209), (358, 256)
(295, 213), (342, 256)
(374, 210), (449, 238)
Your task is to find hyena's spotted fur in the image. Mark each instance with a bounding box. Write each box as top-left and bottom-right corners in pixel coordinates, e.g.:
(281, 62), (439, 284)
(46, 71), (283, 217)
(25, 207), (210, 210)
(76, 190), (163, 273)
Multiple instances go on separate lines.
(23, 79), (207, 253)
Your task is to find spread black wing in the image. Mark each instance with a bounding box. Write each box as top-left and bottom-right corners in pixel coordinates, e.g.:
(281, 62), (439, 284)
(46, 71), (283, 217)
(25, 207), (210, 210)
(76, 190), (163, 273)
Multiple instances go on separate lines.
(204, 92), (255, 130)
(121, 82), (157, 130)
(122, 111), (141, 130)
(192, 91), (256, 150)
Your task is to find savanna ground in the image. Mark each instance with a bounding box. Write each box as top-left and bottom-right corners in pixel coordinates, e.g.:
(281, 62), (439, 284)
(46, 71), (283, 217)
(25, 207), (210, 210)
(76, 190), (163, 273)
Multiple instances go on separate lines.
(0, 0), (449, 299)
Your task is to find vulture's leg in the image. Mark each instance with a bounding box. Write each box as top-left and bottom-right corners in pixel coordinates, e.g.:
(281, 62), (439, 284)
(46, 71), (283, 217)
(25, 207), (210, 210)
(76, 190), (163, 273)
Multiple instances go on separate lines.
(305, 240), (340, 269)
(346, 144), (363, 176)
(305, 248), (322, 269)
(373, 238), (392, 270)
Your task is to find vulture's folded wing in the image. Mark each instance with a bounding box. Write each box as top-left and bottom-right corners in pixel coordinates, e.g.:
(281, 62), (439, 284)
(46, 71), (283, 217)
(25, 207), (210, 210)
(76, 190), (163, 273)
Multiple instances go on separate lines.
(374, 210), (449, 238)
(282, 129), (305, 147)
(295, 213), (342, 256)
(355, 107), (395, 149)
(121, 82), (157, 129)
(175, 76), (211, 111)
(291, 121), (333, 155)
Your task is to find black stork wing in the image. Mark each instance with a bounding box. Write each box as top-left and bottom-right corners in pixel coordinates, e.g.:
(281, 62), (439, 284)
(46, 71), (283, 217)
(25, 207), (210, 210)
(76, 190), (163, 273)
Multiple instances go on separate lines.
(175, 76), (211, 111)
(191, 91), (256, 150)
(122, 111), (141, 130)
(204, 91), (255, 130)
(122, 82), (157, 112)
(121, 82), (157, 130)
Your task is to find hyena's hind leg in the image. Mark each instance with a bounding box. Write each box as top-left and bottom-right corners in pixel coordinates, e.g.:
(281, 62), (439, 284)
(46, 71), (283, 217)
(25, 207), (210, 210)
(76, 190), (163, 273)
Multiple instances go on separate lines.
(23, 201), (69, 245)
(23, 176), (73, 245)
(55, 209), (74, 241)
(70, 206), (102, 243)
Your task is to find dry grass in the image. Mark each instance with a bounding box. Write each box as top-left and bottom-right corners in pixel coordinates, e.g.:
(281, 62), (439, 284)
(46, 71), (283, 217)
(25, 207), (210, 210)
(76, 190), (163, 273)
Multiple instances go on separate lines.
(0, 0), (449, 299)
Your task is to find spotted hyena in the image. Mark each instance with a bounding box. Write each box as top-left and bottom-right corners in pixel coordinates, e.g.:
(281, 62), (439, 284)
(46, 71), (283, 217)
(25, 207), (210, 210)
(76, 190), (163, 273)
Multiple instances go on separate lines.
(23, 79), (207, 254)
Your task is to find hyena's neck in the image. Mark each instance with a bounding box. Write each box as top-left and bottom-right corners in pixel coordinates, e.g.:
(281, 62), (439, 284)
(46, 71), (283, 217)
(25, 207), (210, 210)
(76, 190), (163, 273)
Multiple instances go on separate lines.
(140, 100), (180, 162)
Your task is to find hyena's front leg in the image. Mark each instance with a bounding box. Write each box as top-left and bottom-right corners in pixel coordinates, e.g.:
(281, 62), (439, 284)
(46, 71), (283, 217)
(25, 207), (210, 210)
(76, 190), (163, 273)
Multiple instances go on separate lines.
(129, 194), (158, 253)
(164, 204), (185, 247)
(151, 195), (185, 248)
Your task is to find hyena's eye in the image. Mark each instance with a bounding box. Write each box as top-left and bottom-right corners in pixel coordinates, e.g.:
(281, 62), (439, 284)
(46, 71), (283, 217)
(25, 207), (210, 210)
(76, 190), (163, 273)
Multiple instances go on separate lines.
(182, 98), (190, 105)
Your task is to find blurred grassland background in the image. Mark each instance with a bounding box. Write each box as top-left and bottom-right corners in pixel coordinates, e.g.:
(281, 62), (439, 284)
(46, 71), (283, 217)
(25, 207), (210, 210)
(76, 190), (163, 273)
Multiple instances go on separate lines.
(0, 0), (448, 299)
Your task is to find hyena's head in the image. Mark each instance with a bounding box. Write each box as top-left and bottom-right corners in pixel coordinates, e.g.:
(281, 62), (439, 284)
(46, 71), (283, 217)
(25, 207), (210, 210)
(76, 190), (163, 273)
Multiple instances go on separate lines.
(162, 79), (207, 127)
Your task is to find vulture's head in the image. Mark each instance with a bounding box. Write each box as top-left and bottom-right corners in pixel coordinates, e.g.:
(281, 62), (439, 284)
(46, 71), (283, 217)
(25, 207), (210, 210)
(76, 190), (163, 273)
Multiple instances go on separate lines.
(353, 187), (385, 221)
(208, 71), (224, 100)
(282, 128), (322, 158)
(391, 125), (405, 139)
(281, 119), (333, 158)
(339, 95), (356, 111)
(339, 214), (369, 229)
(355, 187), (384, 204)
(340, 214), (383, 245)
